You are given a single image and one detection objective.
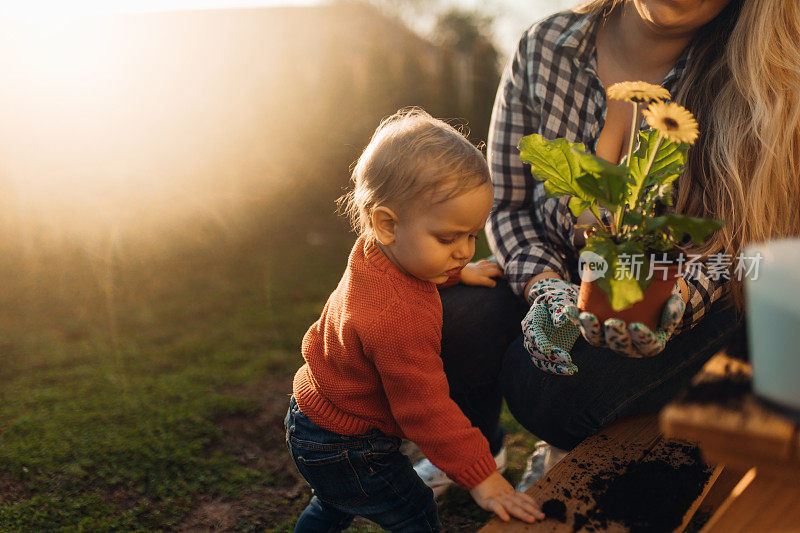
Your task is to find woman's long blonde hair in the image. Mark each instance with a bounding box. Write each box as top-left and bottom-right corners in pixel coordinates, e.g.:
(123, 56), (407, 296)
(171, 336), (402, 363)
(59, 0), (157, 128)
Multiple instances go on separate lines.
(577, 0), (800, 310)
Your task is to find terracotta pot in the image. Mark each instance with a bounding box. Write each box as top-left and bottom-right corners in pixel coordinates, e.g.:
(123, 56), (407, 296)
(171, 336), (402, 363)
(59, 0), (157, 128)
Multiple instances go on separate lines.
(577, 264), (680, 331)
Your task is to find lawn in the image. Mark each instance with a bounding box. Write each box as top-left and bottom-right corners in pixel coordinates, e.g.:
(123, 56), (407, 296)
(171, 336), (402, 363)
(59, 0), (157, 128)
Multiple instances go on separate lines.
(0, 204), (538, 531)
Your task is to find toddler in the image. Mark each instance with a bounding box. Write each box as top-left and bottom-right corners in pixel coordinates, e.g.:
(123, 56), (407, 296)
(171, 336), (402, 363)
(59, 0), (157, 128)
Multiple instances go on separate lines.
(285, 108), (544, 531)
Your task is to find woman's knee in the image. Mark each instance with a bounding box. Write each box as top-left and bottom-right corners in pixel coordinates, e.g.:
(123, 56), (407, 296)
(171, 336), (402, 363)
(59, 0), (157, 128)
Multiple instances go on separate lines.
(499, 336), (607, 450)
(441, 279), (526, 338)
(440, 280), (527, 386)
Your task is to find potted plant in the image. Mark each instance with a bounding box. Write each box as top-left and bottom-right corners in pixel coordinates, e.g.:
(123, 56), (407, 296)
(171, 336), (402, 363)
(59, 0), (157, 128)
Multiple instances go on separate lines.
(518, 82), (723, 331)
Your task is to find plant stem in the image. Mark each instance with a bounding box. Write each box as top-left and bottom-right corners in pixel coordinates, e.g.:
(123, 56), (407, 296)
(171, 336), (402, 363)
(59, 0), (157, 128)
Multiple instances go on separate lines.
(613, 101), (641, 236)
(643, 133), (663, 178)
(625, 101), (640, 167)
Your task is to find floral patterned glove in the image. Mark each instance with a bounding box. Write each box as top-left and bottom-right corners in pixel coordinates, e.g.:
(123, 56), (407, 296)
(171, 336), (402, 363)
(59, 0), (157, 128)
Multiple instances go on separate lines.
(521, 278), (581, 375)
(563, 283), (686, 358)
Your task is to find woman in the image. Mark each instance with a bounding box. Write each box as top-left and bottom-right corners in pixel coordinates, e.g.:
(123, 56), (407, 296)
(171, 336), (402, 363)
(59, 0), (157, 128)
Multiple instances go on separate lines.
(415, 0), (800, 495)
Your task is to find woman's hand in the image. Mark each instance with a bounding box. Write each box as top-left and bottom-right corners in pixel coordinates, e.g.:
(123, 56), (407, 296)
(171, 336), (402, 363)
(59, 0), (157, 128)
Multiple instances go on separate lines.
(521, 278), (581, 375)
(470, 471), (545, 523)
(563, 283), (686, 358)
(461, 259), (504, 287)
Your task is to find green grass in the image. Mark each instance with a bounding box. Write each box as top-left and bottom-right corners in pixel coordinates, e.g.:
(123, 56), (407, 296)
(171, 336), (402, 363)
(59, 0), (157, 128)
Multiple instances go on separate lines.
(0, 212), (537, 531)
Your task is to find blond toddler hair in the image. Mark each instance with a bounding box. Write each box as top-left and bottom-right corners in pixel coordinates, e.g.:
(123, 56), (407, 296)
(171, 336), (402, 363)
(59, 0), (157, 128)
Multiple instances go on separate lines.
(339, 108), (491, 236)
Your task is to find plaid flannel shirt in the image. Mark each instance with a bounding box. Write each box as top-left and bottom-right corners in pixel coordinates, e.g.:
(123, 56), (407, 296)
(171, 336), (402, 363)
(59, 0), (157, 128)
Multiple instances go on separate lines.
(486, 9), (726, 335)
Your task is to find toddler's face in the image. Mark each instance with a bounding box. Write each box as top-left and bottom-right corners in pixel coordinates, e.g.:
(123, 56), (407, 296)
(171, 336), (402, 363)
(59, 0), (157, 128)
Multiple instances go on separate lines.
(384, 182), (494, 284)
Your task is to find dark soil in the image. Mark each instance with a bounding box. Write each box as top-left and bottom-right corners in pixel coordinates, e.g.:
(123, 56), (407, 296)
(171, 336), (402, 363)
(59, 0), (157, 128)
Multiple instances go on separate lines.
(0, 477), (27, 504)
(178, 376), (310, 531)
(572, 512), (588, 532)
(569, 441), (711, 533)
(542, 498), (567, 523)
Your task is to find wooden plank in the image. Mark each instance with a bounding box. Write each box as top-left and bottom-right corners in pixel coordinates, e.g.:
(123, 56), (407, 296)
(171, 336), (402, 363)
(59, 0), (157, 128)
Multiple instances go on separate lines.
(675, 463), (724, 533)
(701, 469), (800, 533)
(695, 466), (747, 515)
(479, 414), (662, 532)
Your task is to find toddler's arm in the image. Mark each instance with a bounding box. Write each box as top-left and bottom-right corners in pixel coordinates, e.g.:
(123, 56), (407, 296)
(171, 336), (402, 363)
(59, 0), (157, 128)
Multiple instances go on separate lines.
(365, 302), (496, 485)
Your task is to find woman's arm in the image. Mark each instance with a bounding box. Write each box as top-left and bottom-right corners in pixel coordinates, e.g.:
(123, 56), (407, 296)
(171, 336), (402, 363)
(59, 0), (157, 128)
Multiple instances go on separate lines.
(673, 268), (726, 336)
(486, 29), (569, 299)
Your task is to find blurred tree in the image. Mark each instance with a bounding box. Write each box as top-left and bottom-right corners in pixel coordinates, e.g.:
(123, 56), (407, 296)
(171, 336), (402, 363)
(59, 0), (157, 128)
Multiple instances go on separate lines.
(470, 36), (502, 143)
(398, 52), (430, 109)
(365, 0), (444, 24)
(432, 47), (460, 118)
(432, 8), (501, 143)
(432, 8), (495, 54)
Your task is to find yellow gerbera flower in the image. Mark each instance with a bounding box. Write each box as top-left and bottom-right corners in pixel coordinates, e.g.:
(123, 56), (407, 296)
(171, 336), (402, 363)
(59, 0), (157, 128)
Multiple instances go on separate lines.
(606, 81), (670, 103)
(643, 101), (700, 145)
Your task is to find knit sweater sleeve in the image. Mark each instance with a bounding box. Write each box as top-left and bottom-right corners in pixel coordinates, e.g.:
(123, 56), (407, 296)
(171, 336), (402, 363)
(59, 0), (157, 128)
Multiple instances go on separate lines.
(363, 301), (496, 489)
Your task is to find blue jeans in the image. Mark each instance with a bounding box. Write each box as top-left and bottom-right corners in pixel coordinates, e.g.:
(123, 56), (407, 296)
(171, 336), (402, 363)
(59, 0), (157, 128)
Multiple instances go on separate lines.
(439, 280), (744, 450)
(284, 396), (440, 532)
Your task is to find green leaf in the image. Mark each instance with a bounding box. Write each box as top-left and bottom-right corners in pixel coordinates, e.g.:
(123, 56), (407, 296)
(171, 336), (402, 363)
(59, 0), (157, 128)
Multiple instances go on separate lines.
(616, 240), (651, 293)
(663, 214), (724, 245)
(607, 277), (644, 311)
(627, 129), (688, 209)
(576, 172), (628, 213)
(573, 150), (628, 211)
(518, 134), (594, 206)
(582, 233), (616, 298)
(568, 197), (593, 218)
(622, 212), (645, 228)
(573, 149), (628, 180)
(643, 216), (670, 232)
(543, 179), (576, 198)
(583, 233), (617, 264)
(582, 237), (650, 311)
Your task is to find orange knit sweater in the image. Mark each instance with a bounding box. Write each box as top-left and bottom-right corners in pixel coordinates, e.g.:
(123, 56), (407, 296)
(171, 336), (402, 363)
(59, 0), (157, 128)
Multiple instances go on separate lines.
(293, 236), (496, 489)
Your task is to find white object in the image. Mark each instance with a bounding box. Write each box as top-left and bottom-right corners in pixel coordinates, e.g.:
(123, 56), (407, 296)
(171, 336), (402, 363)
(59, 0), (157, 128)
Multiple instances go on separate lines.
(515, 441), (568, 493)
(745, 238), (800, 414)
(413, 446), (507, 498)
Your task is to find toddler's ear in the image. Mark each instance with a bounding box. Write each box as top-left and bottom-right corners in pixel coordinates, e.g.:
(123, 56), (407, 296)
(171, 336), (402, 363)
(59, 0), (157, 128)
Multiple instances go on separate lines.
(371, 206), (398, 245)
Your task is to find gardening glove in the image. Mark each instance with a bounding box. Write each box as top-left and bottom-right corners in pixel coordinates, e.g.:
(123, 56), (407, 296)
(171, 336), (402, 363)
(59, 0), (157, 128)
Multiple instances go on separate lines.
(563, 283), (686, 358)
(521, 278), (581, 375)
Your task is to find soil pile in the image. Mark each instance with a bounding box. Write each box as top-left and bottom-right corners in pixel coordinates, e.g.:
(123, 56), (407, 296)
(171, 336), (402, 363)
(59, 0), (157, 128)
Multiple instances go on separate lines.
(542, 498), (567, 523)
(558, 441), (712, 532)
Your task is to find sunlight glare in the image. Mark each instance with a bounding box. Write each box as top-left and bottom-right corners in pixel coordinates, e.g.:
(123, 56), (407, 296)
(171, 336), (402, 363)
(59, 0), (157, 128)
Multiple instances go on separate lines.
(0, 0), (321, 246)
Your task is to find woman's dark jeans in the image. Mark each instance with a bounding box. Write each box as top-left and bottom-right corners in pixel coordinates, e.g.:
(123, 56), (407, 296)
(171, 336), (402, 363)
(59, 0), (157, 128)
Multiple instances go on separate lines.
(440, 280), (743, 451)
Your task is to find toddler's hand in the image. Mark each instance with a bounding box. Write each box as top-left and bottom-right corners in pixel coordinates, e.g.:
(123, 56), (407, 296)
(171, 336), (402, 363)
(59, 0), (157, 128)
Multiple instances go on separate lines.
(469, 471), (545, 523)
(460, 259), (504, 288)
